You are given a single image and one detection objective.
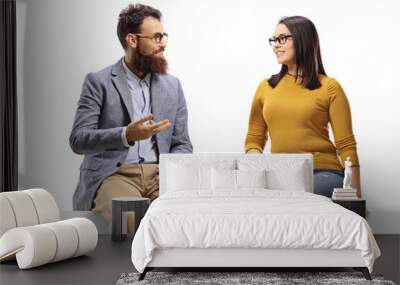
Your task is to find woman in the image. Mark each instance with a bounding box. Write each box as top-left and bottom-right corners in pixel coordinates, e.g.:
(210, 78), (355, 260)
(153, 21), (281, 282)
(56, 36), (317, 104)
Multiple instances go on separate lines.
(245, 16), (361, 198)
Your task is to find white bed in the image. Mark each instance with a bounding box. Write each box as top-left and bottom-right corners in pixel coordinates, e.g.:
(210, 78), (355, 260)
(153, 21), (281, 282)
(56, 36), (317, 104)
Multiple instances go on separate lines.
(131, 153), (380, 280)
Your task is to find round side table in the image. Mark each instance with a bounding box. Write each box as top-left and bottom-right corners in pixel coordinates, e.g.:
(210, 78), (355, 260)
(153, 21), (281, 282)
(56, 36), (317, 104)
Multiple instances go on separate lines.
(112, 197), (150, 242)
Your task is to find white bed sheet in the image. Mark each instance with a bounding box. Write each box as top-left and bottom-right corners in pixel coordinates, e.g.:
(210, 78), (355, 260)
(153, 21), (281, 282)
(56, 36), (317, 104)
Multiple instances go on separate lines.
(131, 190), (380, 273)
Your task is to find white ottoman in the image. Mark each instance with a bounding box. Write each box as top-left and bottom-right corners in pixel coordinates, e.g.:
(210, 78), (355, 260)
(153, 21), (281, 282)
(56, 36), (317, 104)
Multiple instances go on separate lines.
(0, 189), (98, 269)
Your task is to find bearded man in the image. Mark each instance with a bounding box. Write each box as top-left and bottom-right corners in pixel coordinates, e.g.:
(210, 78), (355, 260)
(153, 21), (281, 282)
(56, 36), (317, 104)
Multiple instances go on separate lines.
(69, 4), (193, 222)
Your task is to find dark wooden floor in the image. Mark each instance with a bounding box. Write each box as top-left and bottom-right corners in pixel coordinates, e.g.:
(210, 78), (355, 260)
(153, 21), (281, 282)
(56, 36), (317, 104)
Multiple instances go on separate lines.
(0, 236), (133, 285)
(0, 235), (398, 285)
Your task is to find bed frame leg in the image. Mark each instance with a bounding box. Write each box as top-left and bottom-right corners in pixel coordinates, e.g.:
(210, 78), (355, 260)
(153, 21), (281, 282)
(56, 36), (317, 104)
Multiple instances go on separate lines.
(138, 268), (148, 281)
(354, 267), (371, 280)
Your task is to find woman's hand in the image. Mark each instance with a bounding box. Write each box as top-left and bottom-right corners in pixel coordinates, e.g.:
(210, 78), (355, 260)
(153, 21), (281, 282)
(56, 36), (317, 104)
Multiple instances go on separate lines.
(246, 149), (262, 154)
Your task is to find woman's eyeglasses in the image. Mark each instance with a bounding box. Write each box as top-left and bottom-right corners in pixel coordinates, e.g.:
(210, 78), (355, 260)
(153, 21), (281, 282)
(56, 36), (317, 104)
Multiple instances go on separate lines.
(268, 34), (292, 46)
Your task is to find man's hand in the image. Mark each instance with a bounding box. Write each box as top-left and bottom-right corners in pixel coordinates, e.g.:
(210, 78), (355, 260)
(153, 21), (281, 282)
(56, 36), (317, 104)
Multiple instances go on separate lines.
(126, 114), (171, 142)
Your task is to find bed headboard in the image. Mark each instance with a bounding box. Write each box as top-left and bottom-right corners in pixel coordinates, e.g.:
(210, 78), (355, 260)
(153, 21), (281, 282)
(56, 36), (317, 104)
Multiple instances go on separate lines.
(159, 153), (314, 195)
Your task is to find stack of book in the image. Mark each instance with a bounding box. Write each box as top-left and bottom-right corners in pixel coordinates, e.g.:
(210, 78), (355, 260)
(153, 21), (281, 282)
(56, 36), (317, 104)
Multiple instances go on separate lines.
(332, 188), (358, 200)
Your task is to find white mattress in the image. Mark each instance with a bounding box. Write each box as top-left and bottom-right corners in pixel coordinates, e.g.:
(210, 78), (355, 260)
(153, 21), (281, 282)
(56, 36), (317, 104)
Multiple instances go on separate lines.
(131, 190), (380, 273)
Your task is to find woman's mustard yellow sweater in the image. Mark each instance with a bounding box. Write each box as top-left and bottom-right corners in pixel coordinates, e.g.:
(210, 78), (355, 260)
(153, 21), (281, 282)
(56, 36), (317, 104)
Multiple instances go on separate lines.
(245, 74), (359, 171)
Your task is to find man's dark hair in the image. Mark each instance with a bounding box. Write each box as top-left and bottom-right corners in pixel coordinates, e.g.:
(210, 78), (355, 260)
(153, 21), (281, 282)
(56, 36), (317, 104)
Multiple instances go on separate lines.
(117, 4), (162, 50)
(268, 16), (327, 90)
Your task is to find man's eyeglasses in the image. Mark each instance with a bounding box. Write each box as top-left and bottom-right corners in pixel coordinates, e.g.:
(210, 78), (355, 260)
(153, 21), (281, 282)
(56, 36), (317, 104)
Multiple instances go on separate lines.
(268, 34), (292, 46)
(135, 32), (168, 44)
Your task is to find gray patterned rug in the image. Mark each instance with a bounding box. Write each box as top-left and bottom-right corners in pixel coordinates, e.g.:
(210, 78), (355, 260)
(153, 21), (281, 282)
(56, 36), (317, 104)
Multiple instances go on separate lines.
(116, 271), (396, 285)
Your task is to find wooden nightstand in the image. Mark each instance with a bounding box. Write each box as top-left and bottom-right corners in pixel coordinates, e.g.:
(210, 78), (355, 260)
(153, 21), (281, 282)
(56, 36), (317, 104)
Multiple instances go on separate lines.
(332, 199), (366, 218)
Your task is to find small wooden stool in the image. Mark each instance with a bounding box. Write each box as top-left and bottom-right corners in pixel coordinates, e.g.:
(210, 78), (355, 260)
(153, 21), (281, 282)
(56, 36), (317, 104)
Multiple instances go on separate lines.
(112, 197), (149, 242)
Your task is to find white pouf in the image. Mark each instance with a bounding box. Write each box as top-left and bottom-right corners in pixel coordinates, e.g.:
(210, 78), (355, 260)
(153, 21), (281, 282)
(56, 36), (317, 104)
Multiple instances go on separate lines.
(0, 189), (98, 269)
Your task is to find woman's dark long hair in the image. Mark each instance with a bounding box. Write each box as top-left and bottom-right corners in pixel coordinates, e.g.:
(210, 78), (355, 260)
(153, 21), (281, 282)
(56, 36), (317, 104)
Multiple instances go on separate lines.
(268, 16), (326, 90)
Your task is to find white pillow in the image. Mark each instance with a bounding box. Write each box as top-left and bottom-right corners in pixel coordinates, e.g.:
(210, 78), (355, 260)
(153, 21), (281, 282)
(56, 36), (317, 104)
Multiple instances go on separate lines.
(266, 162), (307, 191)
(211, 168), (236, 190)
(167, 162), (211, 191)
(165, 158), (236, 193)
(236, 169), (267, 189)
(237, 158), (308, 191)
(211, 169), (268, 190)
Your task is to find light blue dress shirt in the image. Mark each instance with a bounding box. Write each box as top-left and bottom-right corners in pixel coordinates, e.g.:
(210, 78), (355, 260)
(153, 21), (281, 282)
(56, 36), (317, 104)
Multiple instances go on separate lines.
(121, 59), (158, 164)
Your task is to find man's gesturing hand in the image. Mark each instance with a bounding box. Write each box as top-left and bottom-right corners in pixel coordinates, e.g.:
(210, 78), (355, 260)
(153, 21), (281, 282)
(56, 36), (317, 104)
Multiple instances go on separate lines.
(126, 114), (171, 142)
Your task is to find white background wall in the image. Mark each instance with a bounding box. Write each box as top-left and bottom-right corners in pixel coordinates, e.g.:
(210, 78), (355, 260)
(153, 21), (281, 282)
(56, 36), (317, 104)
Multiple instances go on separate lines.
(16, 0), (400, 233)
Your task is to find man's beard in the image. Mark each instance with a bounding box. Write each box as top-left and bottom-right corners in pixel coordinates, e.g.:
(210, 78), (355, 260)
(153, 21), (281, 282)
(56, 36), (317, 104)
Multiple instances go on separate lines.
(132, 45), (168, 75)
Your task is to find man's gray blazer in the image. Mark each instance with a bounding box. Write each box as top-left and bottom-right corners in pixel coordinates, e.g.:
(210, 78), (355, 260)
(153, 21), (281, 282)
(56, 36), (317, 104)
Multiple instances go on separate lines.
(70, 58), (193, 210)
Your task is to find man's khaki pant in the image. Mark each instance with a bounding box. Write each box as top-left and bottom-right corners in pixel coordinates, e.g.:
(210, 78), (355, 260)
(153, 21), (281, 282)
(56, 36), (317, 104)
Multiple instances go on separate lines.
(92, 164), (158, 232)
